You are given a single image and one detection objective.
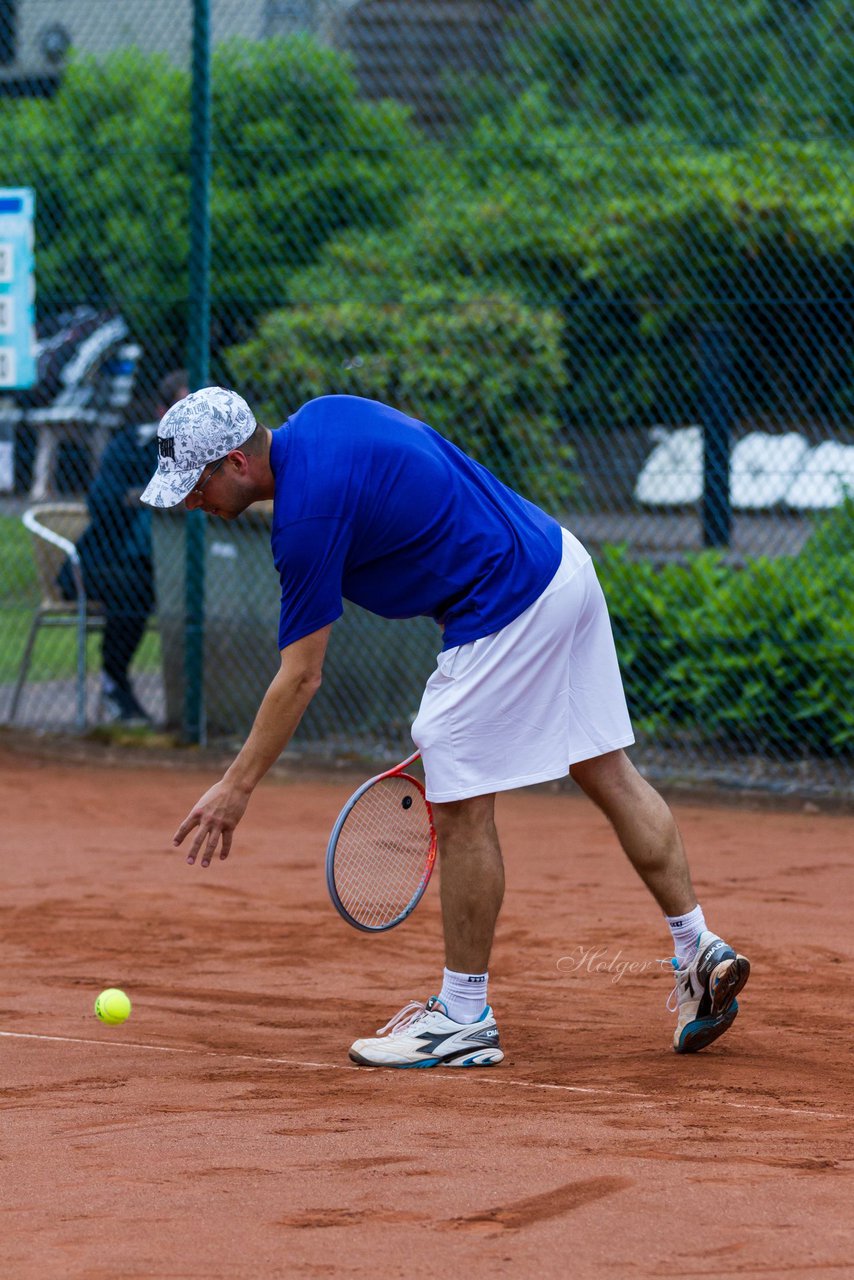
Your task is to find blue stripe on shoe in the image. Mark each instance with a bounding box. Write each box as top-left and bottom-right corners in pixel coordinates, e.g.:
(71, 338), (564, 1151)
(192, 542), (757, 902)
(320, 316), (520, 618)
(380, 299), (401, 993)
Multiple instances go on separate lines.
(676, 1000), (739, 1052)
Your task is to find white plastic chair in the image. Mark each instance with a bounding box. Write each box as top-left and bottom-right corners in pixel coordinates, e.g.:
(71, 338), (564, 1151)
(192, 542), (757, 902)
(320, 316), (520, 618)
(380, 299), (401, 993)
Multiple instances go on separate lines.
(10, 503), (104, 730)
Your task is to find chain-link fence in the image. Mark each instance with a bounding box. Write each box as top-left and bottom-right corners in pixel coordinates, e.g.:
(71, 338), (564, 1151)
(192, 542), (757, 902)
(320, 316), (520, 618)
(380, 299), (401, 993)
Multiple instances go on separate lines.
(0, 1), (852, 790)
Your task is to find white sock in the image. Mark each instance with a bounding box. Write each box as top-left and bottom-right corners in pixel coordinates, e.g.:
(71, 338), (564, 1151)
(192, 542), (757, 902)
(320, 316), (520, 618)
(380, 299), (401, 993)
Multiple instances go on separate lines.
(666, 904), (707, 966)
(439, 967), (488, 1024)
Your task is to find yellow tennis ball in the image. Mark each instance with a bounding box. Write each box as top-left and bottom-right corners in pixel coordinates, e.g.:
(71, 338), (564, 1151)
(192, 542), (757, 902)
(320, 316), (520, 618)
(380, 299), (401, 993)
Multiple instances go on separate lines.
(94, 988), (131, 1025)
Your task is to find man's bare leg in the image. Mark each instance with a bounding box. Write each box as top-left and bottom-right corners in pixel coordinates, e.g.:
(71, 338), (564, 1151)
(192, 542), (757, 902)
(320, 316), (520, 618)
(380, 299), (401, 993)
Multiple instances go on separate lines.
(569, 748), (696, 916)
(348, 791), (506, 1066)
(570, 748), (750, 1053)
(431, 792), (504, 974)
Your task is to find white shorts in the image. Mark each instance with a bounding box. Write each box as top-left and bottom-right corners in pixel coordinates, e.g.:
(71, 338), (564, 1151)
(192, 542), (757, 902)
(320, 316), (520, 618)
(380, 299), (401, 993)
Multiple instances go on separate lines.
(411, 528), (635, 803)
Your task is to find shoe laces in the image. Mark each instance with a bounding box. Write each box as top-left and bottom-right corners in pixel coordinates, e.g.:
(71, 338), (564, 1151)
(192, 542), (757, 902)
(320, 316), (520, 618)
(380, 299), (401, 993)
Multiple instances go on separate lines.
(375, 1000), (431, 1037)
(665, 957), (683, 1013)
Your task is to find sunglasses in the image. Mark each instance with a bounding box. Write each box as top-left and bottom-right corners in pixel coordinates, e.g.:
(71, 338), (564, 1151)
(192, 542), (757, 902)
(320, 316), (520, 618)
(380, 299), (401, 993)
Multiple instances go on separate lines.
(191, 456), (227, 497)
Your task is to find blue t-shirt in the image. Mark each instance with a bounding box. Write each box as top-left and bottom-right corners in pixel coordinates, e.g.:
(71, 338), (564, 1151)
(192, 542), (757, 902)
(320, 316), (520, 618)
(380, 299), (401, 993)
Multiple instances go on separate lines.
(270, 396), (563, 651)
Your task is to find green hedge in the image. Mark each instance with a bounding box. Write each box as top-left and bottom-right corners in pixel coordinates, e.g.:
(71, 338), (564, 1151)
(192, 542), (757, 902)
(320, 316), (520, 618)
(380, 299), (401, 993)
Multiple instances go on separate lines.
(597, 501), (854, 757)
(226, 287), (575, 512)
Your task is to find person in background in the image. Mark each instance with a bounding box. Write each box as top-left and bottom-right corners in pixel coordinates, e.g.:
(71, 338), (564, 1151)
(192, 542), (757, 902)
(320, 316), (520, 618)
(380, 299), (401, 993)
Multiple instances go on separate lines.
(60, 369), (188, 722)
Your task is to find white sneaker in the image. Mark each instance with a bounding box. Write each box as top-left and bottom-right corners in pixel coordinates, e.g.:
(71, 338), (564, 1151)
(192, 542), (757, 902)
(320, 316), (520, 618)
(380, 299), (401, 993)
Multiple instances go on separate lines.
(669, 930), (751, 1054)
(349, 996), (504, 1068)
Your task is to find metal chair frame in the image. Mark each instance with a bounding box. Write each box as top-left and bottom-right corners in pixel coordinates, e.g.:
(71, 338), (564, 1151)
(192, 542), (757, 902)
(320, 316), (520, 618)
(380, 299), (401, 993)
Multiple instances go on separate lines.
(10, 503), (105, 731)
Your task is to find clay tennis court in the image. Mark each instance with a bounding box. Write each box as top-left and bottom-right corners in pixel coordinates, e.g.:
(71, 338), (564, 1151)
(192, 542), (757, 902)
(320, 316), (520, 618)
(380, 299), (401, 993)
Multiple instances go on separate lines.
(3, 743), (853, 1278)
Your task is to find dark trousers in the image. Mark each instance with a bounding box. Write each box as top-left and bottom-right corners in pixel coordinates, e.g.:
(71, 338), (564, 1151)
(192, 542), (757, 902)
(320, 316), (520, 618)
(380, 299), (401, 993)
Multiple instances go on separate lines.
(60, 557), (154, 688)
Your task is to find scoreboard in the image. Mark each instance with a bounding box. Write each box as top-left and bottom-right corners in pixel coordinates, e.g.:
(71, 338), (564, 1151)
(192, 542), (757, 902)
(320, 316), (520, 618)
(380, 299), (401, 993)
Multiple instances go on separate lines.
(0, 186), (36, 390)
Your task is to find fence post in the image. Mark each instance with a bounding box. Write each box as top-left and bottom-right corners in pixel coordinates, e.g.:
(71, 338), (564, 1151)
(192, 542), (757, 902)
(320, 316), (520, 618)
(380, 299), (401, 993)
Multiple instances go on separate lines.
(700, 323), (733, 549)
(184, 0), (212, 744)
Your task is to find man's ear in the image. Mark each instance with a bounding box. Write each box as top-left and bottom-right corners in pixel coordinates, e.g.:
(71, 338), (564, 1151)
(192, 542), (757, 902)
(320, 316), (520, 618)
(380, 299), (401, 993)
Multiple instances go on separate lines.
(228, 449), (250, 474)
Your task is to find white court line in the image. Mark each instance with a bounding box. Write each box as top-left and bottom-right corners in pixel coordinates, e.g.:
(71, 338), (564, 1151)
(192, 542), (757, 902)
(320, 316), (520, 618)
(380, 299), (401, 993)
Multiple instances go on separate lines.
(0, 1030), (847, 1121)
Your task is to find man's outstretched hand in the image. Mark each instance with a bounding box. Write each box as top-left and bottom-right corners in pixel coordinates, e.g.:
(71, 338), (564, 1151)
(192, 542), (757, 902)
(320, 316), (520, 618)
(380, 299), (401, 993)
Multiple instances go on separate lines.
(173, 779), (251, 867)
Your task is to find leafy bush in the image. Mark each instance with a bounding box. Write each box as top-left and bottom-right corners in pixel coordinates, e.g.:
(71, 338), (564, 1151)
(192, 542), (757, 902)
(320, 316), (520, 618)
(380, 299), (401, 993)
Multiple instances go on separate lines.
(597, 500), (854, 756)
(443, 103), (854, 427)
(226, 286), (575, 512)
(287, 89), (854, 427)
(0, 40), (423, 370)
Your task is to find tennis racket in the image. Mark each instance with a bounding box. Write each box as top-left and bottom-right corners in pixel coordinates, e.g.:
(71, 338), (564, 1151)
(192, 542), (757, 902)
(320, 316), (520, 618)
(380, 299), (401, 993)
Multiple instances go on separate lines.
(325, 751), (437, 933)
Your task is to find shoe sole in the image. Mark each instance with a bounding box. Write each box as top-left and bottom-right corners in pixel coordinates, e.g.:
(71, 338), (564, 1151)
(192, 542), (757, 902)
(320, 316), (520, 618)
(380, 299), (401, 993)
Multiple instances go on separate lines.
(675, 1001), (739, 1054)
(711, 955), (750, 1017)
(674, 956), (751, 1055)
(349, 1047), (504, 1069)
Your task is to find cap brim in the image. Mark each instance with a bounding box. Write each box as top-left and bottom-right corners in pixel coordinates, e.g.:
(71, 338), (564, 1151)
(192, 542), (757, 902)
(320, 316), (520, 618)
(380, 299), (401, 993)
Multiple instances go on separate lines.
(140, 465), (204, 508)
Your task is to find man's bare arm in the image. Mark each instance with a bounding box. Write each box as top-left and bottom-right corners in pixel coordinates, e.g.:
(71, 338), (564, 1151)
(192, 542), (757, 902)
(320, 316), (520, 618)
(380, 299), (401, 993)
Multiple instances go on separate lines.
(173, 624), (332, 867)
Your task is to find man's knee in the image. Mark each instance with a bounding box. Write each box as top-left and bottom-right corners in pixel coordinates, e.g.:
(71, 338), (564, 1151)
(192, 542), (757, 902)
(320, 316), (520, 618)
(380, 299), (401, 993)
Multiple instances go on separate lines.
(432, 793), (496, 845)
(570, 749), (638, 799)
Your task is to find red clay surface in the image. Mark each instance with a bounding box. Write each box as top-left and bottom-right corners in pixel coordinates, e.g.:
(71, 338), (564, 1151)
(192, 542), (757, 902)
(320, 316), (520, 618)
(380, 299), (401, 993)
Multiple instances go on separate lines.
(2, 745), (853, 1279)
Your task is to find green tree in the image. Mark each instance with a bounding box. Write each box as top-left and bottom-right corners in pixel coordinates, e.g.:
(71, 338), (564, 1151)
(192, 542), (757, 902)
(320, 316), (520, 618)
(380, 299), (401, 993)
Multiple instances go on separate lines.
(0, 39), (423, 371)
(278, 89), (854, 428)
(506, 0), (854, 142)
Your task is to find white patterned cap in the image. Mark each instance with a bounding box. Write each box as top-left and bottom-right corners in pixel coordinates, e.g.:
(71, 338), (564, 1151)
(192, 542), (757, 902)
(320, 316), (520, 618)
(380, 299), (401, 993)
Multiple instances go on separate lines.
(140, 386), (256, 508)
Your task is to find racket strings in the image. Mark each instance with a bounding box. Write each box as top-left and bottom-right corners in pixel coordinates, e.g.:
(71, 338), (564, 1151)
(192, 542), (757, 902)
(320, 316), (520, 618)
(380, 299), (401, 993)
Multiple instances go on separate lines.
(333, 776), (433, 929)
